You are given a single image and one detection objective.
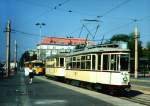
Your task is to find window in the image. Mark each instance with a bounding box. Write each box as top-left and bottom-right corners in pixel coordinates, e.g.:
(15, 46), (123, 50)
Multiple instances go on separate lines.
(56, 58), (59, 67)
(77, 62), (80, 68)
(60, 58), (64, 67)
(103, 55), (109, 70)
(110, 54), (117, 70)
(120, 54), (129, 71)
(81, 56), (85, 60)
(77, 56), (80, 69)
(92, 55), (96, 70)
(86, 61), (91, 69)
(98, 55), (101, 70)
(81, 61), (85, 69)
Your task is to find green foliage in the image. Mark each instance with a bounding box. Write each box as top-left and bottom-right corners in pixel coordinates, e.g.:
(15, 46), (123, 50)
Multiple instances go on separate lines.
(110, 34), (129, 42)
(147, 41), (150, 50)
(110, 33), (143, 58)
(19, 51), (37, 67)
(142, 41), (150, 59)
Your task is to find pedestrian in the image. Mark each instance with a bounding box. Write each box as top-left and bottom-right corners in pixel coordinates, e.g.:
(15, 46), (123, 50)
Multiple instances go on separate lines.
(28, 63), (34, 84)
(24, 63), (29, 83)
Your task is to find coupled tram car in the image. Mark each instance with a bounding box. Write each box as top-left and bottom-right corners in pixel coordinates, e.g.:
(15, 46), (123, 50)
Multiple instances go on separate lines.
(45, 44), (131, 92)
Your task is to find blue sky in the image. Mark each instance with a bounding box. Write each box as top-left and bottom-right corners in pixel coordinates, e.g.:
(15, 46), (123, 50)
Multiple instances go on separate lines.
(0, 0), (150, 61)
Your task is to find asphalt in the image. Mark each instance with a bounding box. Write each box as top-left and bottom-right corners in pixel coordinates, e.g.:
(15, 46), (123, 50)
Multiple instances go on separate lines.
(130, 77), (150, 94)
(0, 71), (149, 106)
(0, 71), (113, 106)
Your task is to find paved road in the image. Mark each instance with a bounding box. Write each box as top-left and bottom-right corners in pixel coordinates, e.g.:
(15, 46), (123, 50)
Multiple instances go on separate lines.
(0, 71), (145, 106)
(0, 72), (113, 106)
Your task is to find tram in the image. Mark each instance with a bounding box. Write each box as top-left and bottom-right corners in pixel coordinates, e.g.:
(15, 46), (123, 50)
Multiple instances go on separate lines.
(45, 54), (66, 79)
(45, 43), (131, 91)
(30, 60), (45, 75)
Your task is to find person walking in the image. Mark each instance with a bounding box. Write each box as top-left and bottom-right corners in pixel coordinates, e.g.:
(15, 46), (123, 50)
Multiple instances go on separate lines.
(28, 63), (34, 84)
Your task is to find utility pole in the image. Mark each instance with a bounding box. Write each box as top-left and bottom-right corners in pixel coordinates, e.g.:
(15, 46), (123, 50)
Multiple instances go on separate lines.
(14, 40), (17, 72)
(6, 20), (11, 77)
(134, 25), (138, 79)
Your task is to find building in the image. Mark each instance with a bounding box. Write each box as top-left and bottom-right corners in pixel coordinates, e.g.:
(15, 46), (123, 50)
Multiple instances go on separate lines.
(36, 37), (95, 60)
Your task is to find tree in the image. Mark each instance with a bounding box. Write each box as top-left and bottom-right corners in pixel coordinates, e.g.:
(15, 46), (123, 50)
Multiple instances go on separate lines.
(142, 41), (150, 59)
(147, 41), (150, 50)
(109, 33), (143, 58)
(110, 34), (129, 42)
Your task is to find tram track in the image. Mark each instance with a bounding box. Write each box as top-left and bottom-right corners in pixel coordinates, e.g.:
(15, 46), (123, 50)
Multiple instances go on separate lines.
(46, 76), (150, 106)
(120, 97), (150, 106)
(119, 94), (150, 106)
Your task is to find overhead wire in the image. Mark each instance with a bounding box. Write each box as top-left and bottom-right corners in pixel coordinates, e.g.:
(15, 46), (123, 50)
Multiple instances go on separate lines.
(19, 0), (71, 26)
(12, 29), (38, 36)
(101, 0), (131, 17)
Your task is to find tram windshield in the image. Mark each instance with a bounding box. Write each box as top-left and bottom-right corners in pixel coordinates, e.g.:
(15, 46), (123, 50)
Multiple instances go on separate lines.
(34, 63), (44, 67)
(102, 53), (129, 71)
(120, 54), (129, 71)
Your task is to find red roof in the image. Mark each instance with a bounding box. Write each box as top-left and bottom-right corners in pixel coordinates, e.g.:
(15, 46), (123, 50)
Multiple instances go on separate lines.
(41, 37), (95, 45)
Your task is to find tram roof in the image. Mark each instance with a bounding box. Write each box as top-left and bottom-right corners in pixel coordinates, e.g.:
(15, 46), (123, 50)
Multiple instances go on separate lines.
(46, 53), (67, 59)
(68, 47), (130, 56)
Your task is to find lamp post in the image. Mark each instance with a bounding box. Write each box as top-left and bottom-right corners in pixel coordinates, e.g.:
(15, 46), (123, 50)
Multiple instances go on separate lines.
(35, 22), (45, 60)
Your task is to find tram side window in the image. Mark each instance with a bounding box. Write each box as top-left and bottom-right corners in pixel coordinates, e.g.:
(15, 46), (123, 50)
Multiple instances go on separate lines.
(60, 58), (64, 67)
(56, 58), (59, 67)
(77, 56), (80, 69)
(81, 56), (85, 69)
(92, 55), (96, 70)
(98, 55), (101, 70)
(66, 57), (71, 69)
(81, 61), (85, 69)
(86, 55), (91, 69)
(72, 57), (77, 69)
(103, 55), (109, 70)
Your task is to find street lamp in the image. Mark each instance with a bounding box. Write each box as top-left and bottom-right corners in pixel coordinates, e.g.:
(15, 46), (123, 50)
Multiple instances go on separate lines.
(35, 22), (46, 60)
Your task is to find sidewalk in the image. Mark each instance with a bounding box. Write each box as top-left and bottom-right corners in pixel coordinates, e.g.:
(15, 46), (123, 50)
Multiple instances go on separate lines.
(0, 71), (30, 106)
(131, 77), (150, 83)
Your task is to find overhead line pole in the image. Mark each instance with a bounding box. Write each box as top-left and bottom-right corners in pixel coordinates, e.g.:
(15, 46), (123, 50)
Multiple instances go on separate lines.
(14, 40), (17, 72)
(134, 25), (138, 79)
(5, 20), (11, 77)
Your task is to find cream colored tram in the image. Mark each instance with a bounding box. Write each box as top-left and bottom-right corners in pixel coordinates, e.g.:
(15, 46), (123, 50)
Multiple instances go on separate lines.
(65, 45), (131, 91)
(45, 54), (66, 78)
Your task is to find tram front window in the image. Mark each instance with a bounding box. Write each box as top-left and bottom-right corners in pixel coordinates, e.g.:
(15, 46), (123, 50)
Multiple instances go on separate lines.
(34, 63), (44, 67)
(120, 54), (129, 71)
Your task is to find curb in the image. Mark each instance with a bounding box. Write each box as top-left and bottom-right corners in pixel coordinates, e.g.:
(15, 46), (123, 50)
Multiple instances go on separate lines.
(131, 79), (150, 83)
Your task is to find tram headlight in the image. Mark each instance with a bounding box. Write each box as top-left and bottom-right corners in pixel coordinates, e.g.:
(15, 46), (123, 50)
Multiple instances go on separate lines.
(122, 73), (128, 82)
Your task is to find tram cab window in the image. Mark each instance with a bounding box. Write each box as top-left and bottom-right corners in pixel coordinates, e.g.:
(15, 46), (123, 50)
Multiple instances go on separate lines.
(120, 54), (129, 71)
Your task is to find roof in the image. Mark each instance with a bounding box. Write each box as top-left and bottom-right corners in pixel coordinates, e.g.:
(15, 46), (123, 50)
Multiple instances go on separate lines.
(40, 37), (95, 45)
(68, 46), (130, 56)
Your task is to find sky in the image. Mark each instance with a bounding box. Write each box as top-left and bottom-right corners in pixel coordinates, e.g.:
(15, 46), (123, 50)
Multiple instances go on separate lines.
(0, 0), (150, 62)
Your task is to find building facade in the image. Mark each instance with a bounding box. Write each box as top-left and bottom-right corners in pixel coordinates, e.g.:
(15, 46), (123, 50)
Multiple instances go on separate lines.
(36, 37), (95, 60)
